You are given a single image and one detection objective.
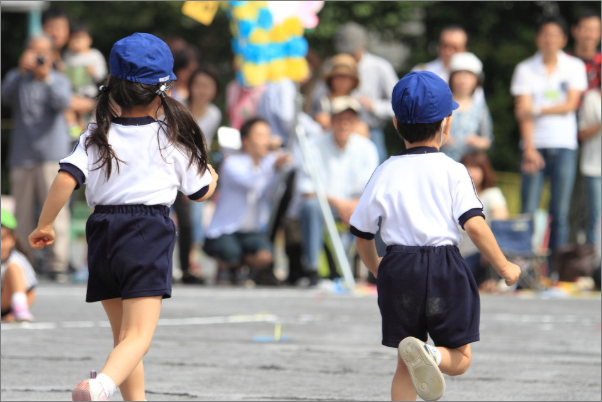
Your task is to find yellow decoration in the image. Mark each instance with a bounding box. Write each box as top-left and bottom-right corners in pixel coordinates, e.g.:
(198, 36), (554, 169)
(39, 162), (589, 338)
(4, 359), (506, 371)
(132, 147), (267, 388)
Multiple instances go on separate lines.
(286, 58), (309, 81)
(267, 59), (286, 81)
(269, 23), (289, 43)
(182, 1), (220, 26)
(282, 17), (304, 37)
(232, 2), (259, 20)
(249, 28), (271, 45)
(242, 63), (268, 87)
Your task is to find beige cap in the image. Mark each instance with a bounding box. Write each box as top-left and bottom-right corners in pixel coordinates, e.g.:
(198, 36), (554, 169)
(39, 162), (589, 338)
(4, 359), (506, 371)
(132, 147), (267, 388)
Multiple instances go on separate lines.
(330, 96), (362, 116)
(449, 52), (483, 75)
(324, 54), (360, 90)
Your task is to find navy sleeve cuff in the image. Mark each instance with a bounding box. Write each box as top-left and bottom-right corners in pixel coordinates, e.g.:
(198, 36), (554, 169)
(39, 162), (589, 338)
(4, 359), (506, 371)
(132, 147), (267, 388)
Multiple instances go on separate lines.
(58, 163), (85, 190)
(188, 185), (210, 201)
(458, 208), (485, 230)
(350, 225), (375, 240)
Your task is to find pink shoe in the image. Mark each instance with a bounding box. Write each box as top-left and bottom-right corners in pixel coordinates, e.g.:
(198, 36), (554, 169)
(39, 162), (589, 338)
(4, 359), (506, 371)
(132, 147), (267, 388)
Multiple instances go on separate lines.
(72, 371), (109, 401)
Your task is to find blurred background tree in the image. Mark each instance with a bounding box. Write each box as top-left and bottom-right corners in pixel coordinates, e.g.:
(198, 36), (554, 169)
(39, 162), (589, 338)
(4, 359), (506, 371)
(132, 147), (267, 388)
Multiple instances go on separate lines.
(1, 1), (600, 194)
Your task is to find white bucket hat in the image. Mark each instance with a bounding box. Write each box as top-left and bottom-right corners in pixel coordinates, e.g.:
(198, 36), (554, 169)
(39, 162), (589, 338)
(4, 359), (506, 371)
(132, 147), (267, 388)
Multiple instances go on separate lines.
(449, 52), (483, 75)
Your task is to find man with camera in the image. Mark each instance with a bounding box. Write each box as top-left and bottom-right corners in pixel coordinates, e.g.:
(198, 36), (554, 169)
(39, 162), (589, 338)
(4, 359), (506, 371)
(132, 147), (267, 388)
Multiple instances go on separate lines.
(1, 34), (72, 282)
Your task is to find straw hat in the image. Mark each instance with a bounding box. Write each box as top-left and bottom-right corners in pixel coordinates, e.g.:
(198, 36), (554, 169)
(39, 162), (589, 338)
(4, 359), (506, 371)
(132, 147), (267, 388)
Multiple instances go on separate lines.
(324, 54), (360, 90)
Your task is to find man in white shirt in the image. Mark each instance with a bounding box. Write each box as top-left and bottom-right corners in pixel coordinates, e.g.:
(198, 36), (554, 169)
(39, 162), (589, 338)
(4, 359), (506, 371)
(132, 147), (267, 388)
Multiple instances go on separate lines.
(297, 97), (379, 285)
(511, 15), (588, 264)
(204, 118), (289, 285)
(412, 26), (468, 83)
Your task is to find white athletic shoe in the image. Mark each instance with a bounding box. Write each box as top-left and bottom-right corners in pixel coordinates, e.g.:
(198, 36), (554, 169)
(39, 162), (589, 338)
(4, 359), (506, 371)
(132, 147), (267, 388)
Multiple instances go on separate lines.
(72, 371), (109, 401)
(398, 337), (446, 401)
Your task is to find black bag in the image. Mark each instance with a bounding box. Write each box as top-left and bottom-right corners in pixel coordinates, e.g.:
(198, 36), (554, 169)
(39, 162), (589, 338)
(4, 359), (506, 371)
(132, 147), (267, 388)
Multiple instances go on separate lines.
(553, 244), (597, 282)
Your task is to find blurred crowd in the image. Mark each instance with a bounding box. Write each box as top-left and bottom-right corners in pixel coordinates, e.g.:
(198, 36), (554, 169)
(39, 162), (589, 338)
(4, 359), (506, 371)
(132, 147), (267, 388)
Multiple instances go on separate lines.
(1, 6), (600, 317)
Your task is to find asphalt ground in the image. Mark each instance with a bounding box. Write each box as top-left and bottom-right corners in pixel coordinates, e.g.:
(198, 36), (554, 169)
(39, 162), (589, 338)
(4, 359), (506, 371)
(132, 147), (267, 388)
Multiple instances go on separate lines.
(1, 284), (600, 401)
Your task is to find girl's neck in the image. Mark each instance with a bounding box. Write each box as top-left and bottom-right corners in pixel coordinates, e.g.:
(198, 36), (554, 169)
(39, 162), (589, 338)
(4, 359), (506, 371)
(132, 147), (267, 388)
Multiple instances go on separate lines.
(120, 106), (157, 119)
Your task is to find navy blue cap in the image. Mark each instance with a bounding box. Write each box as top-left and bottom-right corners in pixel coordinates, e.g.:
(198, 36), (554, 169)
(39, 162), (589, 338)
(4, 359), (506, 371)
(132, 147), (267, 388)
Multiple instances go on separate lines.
(391, 71), (459, 124)
(109, 33), (177, 85)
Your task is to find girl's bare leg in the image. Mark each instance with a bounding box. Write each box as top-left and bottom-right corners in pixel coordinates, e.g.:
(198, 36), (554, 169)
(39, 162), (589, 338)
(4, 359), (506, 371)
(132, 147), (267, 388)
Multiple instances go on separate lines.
(100, 296), (162, 401)
(101, 299), (147, 401)
(391, 354), (417, 401)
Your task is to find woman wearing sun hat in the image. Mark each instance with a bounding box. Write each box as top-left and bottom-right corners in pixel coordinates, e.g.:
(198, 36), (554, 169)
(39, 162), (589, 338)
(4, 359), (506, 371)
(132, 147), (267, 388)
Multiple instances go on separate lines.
(311, 53), (369, 137)
(441, 52), (493, 162)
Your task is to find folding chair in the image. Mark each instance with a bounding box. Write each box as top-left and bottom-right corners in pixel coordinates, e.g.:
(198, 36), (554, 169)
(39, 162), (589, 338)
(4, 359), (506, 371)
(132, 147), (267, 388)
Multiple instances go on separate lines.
(490, 213), (551, 290)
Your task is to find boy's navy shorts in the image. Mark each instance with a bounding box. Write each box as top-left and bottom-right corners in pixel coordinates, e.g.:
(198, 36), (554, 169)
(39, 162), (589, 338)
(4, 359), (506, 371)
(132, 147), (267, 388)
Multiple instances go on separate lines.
(85, 205), (176, 303)
(377, 245), (480, 349)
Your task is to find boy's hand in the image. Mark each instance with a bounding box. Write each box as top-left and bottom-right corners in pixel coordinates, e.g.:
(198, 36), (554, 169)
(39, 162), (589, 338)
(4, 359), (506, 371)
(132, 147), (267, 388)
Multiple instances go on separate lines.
(497, 261), (521, 287)
(29, 226), (56, 249)
(86, 65), (95, 77)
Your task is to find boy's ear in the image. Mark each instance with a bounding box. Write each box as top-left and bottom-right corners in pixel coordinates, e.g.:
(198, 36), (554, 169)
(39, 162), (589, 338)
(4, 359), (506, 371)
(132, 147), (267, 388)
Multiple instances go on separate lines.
(392, 117), (398, 129)
(443, 116), (453, 135)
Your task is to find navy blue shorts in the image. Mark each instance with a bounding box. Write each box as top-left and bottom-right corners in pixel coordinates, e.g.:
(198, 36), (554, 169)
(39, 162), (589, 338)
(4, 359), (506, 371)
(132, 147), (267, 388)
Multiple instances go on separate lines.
(377, 245), (480, 349)
(85, 205), (176, 303)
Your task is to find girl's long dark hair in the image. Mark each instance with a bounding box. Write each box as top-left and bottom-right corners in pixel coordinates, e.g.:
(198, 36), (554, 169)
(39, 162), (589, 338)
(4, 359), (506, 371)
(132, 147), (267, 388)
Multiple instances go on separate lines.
(87, 75), (209, 179)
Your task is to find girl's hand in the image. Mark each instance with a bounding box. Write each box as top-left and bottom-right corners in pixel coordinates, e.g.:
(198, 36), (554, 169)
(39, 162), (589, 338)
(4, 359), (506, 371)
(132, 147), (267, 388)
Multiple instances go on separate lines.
(29, 226), (56, 249)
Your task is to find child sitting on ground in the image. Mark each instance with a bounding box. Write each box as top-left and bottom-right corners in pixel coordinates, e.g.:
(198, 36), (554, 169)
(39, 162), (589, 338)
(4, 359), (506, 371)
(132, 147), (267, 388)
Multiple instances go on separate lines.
(1, 209), (37, 322)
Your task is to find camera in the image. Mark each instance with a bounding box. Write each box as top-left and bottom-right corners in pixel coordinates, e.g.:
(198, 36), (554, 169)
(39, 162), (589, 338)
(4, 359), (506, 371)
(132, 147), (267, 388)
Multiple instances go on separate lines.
(36, 56), (45, 66)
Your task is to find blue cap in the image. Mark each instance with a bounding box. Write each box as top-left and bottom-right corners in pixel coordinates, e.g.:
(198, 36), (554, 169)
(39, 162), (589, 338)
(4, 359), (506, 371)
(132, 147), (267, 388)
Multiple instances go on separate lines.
(109, 33), (177, 85)
(391, 71), (459, 124)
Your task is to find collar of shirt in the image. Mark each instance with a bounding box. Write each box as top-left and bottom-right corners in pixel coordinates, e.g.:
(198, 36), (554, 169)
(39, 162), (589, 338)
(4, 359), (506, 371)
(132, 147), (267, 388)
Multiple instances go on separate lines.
(533, 50), (569, 73)
(112, 116), (157, 126)
(397, 146), (439, 156)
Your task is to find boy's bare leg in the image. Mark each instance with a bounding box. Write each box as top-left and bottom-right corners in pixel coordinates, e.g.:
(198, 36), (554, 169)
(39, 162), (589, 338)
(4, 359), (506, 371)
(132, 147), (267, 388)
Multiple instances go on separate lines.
(437, 344), (472, 377)
(392, 354), (418, 401)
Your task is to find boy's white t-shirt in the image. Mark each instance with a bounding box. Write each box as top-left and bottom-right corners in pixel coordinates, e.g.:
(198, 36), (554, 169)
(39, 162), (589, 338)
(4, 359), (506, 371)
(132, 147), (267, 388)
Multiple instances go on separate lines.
(59, 116), (213, 208)
(510, 51), (588, 150)
(350, 147), (484, 247)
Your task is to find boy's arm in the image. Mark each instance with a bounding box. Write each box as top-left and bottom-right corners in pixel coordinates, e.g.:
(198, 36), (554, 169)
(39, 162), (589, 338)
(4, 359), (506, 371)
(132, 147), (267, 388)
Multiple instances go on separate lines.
(29, 172), (77, 249)
(464, 217), (521, 286)
(355, 238), (382, 277)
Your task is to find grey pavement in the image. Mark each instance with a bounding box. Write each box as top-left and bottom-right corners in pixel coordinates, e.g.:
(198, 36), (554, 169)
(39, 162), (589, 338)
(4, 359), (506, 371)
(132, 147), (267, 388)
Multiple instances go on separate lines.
(1, 284), (601, 401)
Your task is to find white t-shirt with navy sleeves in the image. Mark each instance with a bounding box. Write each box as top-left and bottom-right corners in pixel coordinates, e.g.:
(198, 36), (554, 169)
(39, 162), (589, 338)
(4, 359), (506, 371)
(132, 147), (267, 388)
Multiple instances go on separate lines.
(59, 116), (213, 208)
(350, 146), (484, 247)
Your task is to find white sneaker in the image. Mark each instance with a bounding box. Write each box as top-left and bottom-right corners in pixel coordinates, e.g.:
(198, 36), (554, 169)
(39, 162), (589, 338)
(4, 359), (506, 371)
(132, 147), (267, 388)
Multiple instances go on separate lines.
(72, 371), (109, 401)
(398, 337), (446, 401)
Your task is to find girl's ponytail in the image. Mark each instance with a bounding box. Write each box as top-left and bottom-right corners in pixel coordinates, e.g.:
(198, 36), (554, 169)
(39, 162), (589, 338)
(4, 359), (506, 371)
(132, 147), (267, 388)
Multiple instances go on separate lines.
(86, 79), (126, 179)
(159, 94), (209, 176)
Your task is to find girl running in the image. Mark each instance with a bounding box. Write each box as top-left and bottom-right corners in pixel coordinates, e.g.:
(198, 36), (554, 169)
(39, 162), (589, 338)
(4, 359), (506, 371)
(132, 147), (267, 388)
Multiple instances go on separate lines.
(28, 33), (218, 401)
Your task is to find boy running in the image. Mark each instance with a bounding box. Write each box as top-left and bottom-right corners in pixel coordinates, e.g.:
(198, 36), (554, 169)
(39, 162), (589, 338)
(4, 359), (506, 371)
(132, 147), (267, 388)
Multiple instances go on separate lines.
(350, 71), (521, 401)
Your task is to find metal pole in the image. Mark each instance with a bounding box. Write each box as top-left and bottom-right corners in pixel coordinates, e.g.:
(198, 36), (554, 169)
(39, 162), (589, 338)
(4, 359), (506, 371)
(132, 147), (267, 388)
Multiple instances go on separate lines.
(292, 93), (356, 290)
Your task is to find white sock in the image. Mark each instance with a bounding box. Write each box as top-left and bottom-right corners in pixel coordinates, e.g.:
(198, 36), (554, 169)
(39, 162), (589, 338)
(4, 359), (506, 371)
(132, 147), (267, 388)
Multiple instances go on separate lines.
(96, 373), (116, 398)
(11, 292), (28, 309)
(424, 343), (442, 366)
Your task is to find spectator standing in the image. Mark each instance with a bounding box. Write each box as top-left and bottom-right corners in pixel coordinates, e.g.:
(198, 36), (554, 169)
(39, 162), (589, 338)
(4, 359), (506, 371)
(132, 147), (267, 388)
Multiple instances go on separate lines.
(459, 152), (509, 287)
(41, 7), (70, 70)
(511, 15), (588, 265)
(311, 54), (369, 138)
(577, 67), (601, 245)
(442, 52), (493, 161)
(170, 46), (200, 102)
(570, 10), (601, 91)
(412, 26), (468, 83)
(567, 10), (601, 243)
(188, 66), (222, 145)
(298, 97), (379, 285)
(62, 22), (107, 136)
(328, 22), (398, 162)
(204, 118), (288, 285)
(1, 35), (72, 281)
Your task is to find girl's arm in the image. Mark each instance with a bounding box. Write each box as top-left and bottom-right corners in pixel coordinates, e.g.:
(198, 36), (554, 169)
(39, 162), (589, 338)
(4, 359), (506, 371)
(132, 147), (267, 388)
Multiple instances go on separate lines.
(29, 172), (77, 249)
(464, 216), (521, 286)
(194, 164), (219, 203)
(355, 238), (382, 278)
